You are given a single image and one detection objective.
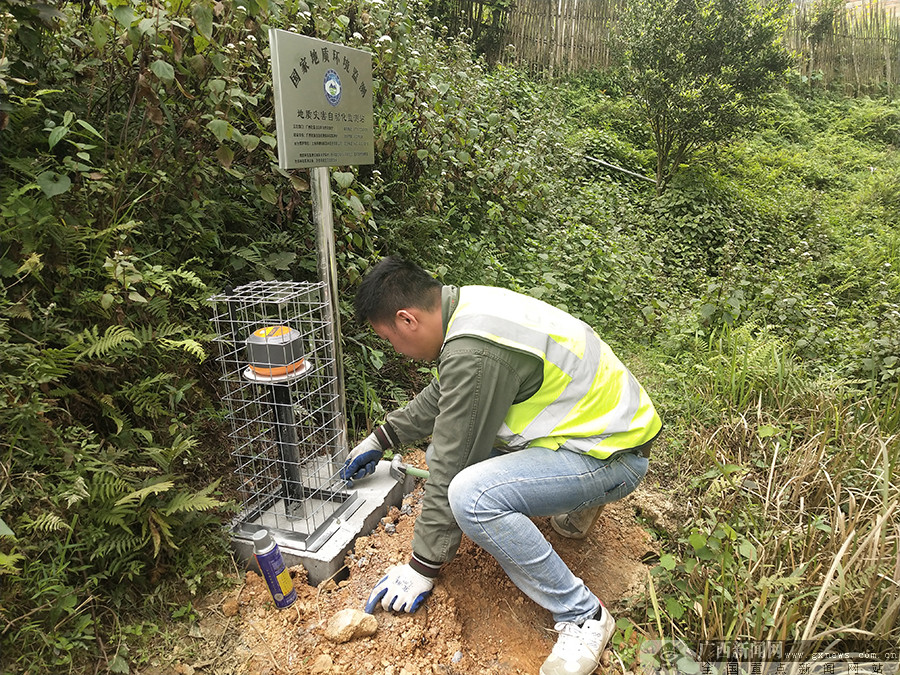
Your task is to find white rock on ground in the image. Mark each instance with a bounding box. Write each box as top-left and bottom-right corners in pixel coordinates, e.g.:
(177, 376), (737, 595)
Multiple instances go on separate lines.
(324, 608), (378, 643)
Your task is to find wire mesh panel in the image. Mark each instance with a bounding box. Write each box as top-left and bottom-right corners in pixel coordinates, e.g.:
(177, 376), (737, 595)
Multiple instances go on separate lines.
(209, 281), (356, 552)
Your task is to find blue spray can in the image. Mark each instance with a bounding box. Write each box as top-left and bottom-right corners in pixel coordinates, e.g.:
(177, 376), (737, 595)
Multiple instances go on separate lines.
(252, 529), (297, 609)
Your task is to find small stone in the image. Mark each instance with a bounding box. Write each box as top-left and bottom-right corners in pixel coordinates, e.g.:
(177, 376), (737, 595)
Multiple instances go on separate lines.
(452, 651), (463, 663)
(325, 608), (378, 643)
(384, 523), (396, 534)
(222, 598), (239, 617)
(318, 578), (338, 593)
(309, 654), (333, 674)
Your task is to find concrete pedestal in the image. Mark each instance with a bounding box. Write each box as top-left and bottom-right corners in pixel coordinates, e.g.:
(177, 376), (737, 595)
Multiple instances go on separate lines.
(231, 460), (412, 586)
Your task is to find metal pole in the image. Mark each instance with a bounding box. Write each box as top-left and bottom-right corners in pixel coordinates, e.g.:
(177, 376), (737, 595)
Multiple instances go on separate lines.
(310, 166), (349, 465)
(270, 382), (304, 513)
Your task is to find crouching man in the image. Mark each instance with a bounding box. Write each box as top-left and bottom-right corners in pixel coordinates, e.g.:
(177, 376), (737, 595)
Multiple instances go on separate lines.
(342, 256), (661, 675)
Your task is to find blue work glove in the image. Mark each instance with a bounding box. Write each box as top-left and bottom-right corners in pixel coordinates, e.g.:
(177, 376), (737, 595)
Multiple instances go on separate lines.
(340, 433), (384, 485)
(364, 564), (434, 614)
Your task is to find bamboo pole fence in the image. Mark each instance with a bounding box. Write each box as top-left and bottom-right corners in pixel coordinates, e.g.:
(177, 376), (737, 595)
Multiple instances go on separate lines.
(785, 0), (900, 95)
(446, 0), (900, 94)
(502, 0), (622, 78)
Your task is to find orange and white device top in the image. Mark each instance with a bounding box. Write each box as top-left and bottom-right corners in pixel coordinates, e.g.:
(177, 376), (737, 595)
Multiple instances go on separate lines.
(244, 325), (309, 382)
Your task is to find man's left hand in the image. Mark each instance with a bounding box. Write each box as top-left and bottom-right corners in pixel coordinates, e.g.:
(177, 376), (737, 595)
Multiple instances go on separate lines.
(364, 564), (434, 614)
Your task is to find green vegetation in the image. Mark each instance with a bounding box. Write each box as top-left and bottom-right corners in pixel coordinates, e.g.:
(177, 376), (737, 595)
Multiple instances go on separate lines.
(617, 0), (794, 193)
(1, 0), (897, 672)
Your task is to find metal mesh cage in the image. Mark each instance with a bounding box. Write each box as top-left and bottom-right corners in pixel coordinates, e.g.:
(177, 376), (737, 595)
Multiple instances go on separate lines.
(209, 280), (357, 552)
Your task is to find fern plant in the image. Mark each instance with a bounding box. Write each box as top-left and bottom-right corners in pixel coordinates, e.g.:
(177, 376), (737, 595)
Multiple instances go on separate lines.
(698, 321), (804, 410)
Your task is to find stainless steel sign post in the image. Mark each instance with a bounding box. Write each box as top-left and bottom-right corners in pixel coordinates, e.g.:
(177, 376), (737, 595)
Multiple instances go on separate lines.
(269, 29), (375, 465)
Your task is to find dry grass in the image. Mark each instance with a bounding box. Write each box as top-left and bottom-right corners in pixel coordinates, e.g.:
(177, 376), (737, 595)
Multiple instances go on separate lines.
(653, 331), (899, 648)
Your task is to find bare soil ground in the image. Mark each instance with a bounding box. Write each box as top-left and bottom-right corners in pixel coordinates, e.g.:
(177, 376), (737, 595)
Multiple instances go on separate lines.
(139, 450), (680, 675)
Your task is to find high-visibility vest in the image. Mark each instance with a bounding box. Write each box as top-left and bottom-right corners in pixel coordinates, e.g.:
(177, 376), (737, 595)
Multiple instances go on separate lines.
(445, 286), (662, 458)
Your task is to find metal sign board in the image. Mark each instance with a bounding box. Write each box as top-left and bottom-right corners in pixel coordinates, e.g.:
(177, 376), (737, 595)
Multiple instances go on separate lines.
(269, 29), (374, 169)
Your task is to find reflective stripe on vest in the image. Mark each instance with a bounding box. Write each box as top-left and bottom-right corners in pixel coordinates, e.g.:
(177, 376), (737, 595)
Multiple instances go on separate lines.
(445, 286), (661, 458)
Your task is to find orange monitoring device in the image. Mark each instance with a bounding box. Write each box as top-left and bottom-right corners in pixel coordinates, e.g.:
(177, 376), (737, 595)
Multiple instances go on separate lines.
(245, 325), (307, 379)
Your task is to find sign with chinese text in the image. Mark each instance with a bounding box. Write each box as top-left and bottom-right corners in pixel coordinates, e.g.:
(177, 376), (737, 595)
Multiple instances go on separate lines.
(269, 29), (374, 169)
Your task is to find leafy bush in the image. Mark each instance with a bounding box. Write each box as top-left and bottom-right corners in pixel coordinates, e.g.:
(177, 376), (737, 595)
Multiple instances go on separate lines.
(616, 0), (793, 192)
(1, 0), (358, 669)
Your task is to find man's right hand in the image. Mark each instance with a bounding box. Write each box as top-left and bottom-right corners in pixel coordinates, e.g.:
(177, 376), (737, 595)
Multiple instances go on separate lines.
(340, 433), (384, 485)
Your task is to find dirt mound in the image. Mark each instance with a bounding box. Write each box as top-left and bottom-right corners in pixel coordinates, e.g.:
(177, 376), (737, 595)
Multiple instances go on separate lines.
(142, 452), (665, 675)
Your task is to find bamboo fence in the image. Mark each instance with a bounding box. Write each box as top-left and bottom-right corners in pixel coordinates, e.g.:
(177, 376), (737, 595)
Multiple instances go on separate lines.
(439, 0), (510, 63)
(501, 0), (622, 77)
(786, 0), (900, 95)
(445, 0), (900, 93)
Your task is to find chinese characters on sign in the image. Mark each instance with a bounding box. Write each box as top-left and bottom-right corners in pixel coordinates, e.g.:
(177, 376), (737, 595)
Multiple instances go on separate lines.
(269, 29), (374, 169)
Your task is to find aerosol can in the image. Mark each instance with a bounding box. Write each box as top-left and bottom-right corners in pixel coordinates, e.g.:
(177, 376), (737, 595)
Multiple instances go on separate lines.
(252, 529), (297, 609)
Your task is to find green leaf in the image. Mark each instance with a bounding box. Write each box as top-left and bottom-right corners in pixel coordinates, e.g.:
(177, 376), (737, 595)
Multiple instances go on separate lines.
(688, 532), (707, 551)
(267, 251), (296, 270)
(334, 171), (355, 189)
(108, 654), (130, 674)
(76, 119), (106, 140)
(738, 539), (757, 560)
(150, 59), (175, 82)
(0, 552), (25, 574)
(259, 183), (277, 204)
(207, 119), (229, 142)
(0, 517), (14, 538)
(113, 5), (134, 27)
(138, 17), (157, 38)
(36, 171), (72, 197)
(192, 5), (214, 40)
(92, 18), (109, 49)
(115, 480), (174, 507)
(241, 134), (260, 152)
(100, 293), (115, 309)
(665, 596), (685, 619)
(348, 194), (365, 216)
(216, 144), (234, 168)
(659, 553), (676, 570)
(48, 125), (68, 149)
(367, 348), (384, 370)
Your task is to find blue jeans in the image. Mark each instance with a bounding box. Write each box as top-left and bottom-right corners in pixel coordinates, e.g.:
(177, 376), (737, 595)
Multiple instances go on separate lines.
(445, 445), (648, 624)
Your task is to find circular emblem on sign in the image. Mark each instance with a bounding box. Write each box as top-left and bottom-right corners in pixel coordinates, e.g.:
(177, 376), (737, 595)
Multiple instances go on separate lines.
(324, 69), (342, 106)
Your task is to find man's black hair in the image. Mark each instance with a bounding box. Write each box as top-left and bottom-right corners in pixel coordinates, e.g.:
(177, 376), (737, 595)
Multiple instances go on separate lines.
(354, 256), (442, 326)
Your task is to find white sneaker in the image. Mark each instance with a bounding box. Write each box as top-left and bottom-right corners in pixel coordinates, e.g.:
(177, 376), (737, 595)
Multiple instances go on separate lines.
(539, 609), (615, 675)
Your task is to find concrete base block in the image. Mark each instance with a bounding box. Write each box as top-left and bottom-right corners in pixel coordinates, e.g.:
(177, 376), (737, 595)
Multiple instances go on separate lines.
(231, 460), (413, 586)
